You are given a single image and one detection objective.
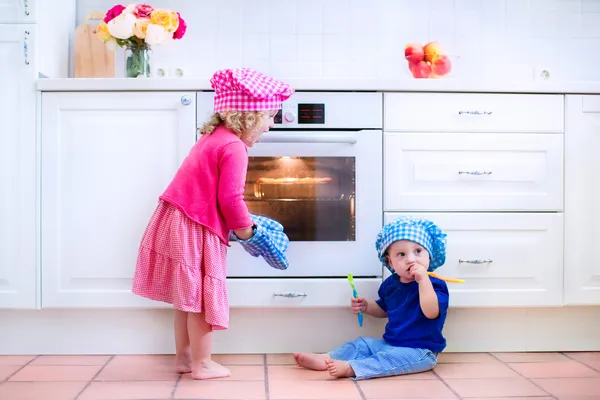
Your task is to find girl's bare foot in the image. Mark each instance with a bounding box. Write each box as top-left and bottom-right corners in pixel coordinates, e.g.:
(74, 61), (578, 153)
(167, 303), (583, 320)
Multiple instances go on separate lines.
(325, 359), (355, 379)
(191, 360), (231, 380)
(175, 354), (192, 374)
(293, 352), (330, 371)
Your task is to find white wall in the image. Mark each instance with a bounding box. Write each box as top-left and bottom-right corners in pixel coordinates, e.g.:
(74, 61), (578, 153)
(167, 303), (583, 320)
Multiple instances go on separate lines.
(76, 0), (600, 81)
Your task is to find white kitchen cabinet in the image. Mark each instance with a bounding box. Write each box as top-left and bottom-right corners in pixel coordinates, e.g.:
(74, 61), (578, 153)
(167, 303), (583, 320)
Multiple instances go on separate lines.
(385, 212), (564, 307)
(564, 95), (600, 305)
(0, 25), (37, 308)
(384, 132), (564, 212)
(40, 92), (196, 308)
(0, 0), (36, 23)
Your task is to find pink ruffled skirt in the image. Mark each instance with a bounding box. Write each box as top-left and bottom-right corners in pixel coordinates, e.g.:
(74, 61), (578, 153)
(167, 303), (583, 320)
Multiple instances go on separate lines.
(132, 200), (229, 330)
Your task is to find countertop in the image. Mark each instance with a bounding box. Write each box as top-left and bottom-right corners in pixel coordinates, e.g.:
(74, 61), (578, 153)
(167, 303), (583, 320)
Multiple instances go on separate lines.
(36, 77), (600, 94)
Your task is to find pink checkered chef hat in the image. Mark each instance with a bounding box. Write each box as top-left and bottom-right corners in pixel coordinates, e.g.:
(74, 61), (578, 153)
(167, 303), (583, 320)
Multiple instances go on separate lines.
(210, 68), (295, 113)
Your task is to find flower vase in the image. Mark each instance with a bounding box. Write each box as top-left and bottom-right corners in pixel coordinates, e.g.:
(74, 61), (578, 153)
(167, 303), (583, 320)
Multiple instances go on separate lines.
(125, 45), (151, 78)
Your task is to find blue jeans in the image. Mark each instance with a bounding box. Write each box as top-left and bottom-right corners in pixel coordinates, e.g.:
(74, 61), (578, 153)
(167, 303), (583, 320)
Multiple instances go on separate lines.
(328, 336), (438, 380)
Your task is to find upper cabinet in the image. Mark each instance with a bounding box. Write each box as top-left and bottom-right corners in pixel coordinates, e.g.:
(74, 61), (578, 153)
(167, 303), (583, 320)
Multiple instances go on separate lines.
(40, 92), (196, 308)
(0, 25), (37, 308)
(0, 0), (36, 23)
(564, 95), (600, 305)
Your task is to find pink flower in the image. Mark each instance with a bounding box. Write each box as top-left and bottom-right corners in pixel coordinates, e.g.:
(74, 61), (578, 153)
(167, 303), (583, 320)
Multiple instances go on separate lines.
(133, 4), (154, 19)
(173, 12), (187, 40)
(104, 4), (125, 23)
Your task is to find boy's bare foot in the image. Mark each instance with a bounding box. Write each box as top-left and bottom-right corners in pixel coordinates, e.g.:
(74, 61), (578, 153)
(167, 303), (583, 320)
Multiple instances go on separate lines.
(325, 359), (355, 379)
(293, 352), (330, 371)
(191, 360), (231, 380)
(175, 354), (192, 374)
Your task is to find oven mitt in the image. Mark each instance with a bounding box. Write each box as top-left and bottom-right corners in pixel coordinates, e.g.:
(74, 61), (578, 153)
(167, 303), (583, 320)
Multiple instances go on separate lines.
(234, 214), (290, 270)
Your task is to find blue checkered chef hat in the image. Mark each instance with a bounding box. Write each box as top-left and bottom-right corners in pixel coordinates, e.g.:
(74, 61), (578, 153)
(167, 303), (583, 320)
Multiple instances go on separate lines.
(375, 216), (448, 272)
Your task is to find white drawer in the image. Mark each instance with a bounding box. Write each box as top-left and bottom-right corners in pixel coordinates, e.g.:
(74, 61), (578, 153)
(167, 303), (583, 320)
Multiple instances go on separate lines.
(384, 132), (564, 212)
(384, 93), (564, 133)
(227, 278), (381, 308)
(384, 212), (564, 307)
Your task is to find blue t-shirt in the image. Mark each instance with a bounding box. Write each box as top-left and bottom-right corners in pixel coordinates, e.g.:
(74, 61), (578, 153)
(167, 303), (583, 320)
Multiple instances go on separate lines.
(375, 274), (449, 352)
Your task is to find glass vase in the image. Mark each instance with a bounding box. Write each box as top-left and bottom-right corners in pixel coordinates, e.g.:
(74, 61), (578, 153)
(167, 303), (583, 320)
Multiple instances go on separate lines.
(124, 45), (151, 78)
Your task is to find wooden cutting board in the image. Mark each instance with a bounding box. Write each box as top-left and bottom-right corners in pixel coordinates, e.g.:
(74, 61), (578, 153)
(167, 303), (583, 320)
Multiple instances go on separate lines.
(74, 12), (116, 78)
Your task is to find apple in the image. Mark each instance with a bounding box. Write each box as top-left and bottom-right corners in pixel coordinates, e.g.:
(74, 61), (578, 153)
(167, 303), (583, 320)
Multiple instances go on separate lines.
(431, 54), (452, 77)
(423, 41), (443, 63)
(410, 60), (432, 79)
(404, 42), (425, 63)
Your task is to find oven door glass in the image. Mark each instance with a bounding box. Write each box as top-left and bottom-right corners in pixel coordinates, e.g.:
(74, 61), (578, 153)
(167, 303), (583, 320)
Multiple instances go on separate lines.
(227, 130), (383, 278)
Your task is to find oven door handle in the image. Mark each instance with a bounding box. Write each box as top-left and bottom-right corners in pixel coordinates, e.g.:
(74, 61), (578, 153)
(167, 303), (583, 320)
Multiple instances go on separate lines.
(259, 132), (358, 144)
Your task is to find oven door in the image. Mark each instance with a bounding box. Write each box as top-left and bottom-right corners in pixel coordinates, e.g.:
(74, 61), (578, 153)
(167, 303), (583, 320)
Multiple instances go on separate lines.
(227, 129), (383, 278)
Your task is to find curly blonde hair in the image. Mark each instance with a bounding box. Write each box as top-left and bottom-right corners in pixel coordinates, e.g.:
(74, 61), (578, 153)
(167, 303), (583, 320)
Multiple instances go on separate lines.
(199, 111), (268, 137)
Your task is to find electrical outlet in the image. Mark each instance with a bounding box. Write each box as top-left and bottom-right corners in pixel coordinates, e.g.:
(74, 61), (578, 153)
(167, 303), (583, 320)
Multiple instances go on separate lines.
(533, 67), (550, 81)
(173, 67), (185, 78)
(154, 66), (168, 78)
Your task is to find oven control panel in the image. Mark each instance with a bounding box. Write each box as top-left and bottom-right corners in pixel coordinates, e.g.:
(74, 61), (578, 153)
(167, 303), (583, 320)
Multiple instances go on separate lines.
(275, 103), (325, 125)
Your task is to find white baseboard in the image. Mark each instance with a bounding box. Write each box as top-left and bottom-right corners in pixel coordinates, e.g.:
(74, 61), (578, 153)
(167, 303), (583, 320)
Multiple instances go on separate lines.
(1, 307), (599, 354)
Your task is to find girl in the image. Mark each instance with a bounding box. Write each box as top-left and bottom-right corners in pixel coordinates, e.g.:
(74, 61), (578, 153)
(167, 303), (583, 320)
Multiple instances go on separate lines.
(294, 216), (450, 380)
(132, 68), (294, 380)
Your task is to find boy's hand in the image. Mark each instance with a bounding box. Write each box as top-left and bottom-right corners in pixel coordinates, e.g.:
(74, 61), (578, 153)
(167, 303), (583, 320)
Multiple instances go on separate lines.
(409, 263), (429, 283)
(351, 297), (368, 314)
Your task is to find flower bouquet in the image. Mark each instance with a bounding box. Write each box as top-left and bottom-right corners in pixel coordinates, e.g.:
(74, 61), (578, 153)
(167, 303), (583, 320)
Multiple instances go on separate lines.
(96, 3), (187, 78)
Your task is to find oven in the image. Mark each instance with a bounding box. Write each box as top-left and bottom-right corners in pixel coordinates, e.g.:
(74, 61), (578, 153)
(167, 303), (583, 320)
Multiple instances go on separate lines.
(196, 92), (383, 279)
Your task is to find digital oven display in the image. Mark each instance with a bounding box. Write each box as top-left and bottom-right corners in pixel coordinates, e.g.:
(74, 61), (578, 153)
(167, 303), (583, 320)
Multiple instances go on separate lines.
(274, 109), (283, 124)
(298, 103), (325, 124)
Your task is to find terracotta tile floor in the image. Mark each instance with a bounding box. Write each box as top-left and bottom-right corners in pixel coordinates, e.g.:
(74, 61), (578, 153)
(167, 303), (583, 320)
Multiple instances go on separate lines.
(1, 352), (599, 399)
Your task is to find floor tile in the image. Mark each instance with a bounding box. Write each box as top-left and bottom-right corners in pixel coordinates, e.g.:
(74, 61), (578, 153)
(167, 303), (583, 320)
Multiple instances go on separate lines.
(532, 377), (600, 397)
(95, 355), (179, 381)
(0, 356), (35, 366)
(30, 355), (111, 366)
(213, 354), (265, 365)
(374, 370), (439, 380)
(78, 381), (175, 400)
(579, 360), (600, 371)
(267, 353), (296, 365)
(508, 361), (600, 378)
(0, 365), (21, 380)
(465, 398), (554, 400)
(268, 365), (333, 381)
(564, 352), (600, 363)
(269, 380), (361, 399)
(492, 352), (571, 363)
(443, 377), (548, 397)
(437, 352), (499, 363)
(0, 381), (86, 400)
(180, 365), (265, 381)
(8, 365), (101, 382)
(359, 379), (457, 399)
(175, 380), (266, 399)
(435, 362), (520, 379)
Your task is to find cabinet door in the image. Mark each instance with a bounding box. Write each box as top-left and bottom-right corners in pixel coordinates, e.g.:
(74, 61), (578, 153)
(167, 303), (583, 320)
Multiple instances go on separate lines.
(41, 92), (196, 308)
(385, 212), (564, 307)
(0, 25), (37, 308)
(564, 95), (600, 305)
(0, 0), (36, 23)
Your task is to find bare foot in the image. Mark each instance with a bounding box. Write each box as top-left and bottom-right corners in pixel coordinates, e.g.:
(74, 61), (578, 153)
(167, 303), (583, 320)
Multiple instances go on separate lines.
(191, 360), (231, 380)
(293, 352), (330, 371)
(175, 355), (192, 374)
(325, 359), (355, 379)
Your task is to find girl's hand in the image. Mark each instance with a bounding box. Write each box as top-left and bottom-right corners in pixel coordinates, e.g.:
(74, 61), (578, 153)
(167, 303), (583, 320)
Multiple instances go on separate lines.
(409, 263), (429, 283)
(233, 227), (254, 241)
(351, 297), (368, 314)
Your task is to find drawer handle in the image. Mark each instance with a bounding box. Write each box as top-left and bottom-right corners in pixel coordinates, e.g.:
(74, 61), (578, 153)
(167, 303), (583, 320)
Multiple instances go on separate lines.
(458, 110), (492, 115)
(458, 170), (492, 176)
(459, 259), (493, 264)
(273, 292), (307, 298)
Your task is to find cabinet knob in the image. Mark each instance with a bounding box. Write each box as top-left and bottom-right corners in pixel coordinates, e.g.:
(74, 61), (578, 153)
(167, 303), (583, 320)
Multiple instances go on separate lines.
(181, 95), (192, 106)
(24, 0), (30, 16)
(24, 30), (30, 65)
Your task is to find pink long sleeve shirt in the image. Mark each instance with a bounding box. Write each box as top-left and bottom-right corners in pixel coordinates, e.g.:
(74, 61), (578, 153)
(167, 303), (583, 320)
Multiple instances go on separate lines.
(160, 125), (253, 245)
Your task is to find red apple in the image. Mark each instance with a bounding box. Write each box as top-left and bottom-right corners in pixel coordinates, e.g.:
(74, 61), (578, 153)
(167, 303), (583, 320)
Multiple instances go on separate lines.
(431, 54), (452, 77)
(423, 41), (443, 63)
(404, 42), (425, 63)
(410, 60), (432, 78)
